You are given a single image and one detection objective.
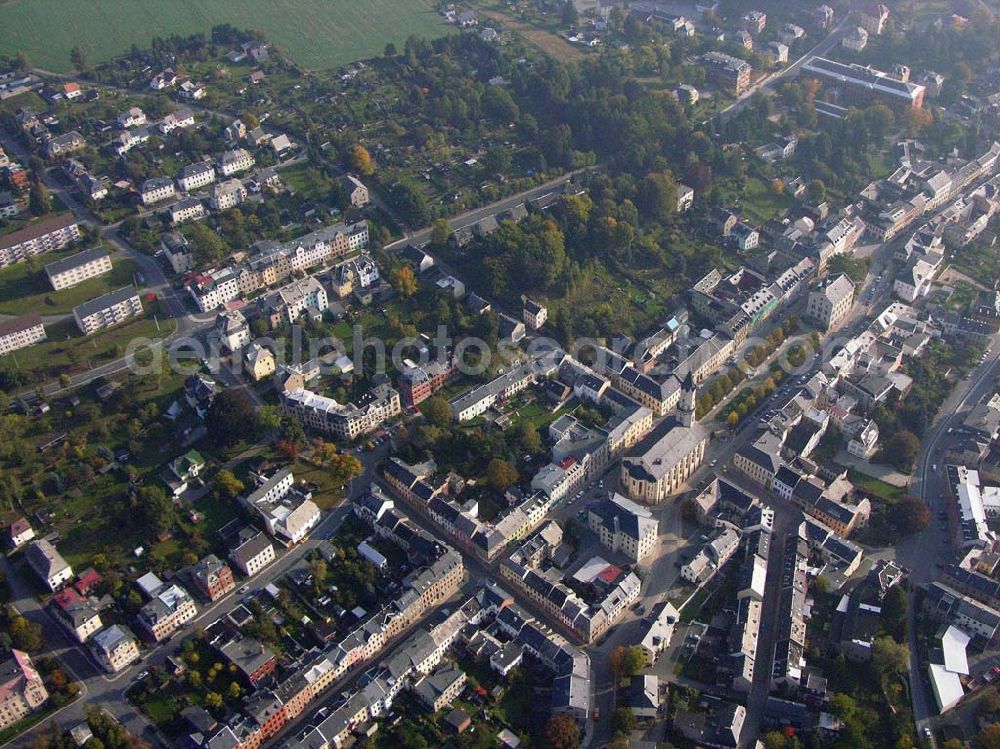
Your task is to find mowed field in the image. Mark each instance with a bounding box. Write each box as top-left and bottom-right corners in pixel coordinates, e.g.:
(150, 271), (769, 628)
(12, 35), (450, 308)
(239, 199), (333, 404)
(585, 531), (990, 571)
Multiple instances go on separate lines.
(0, 0), (450, 72)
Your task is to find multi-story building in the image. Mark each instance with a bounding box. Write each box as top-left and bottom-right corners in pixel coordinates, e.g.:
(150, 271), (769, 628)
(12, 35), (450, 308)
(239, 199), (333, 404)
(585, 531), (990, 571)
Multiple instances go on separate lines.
(0, 314), (46, 356)
(216, 309), (250, 352)
(139, 176), (176, 205)
(858, 2), (889, 34)
(523, 298), (548, 331)
(118, 107), (147, 129)
(621, 376), (708, 504)
(0, 213), (80, 267)
(842, 26), (869, 52)
(284, 383), (401, 441)
(218, 148), (255, 176)
(241, 468), (322, 546)
(450, 355), (561, 421)
(0, 651), (48, 730)
(176, 161), (216, 192)
(191, 555), (236, 602)
(803, 57), (925, 110)
(188, 267), (241, 312)
(25, 539), (73, 591)
(110, 127), (150, 157)
(73, 286), (143, 334)
(161, 232), (193, 274)
(169, 197), (207, 225)
(924, 581), (1000, 643)
(412, 666), (467, 712)
(218, 637), (277, 686)
(50, 589), (102, 642)
(44, 247), (112, 291)
(90, 625), (140, 673)
(807, 274), (855, 332)
(136, 579), (197, 643)
(341, 174), (370, 207)
(743, 10), (766, 33)
(587, 493), (659, 562)
(208, 178), (248, 211)
(399, 356), (458, 406)
(677, 183), (695, 212)
(266, 276), (328, 325)
(702, 52), (752, 95)
(611, 368), (681, 417)
(8, 518), (34, 549)
(734, 431), (783, 489)
(230, 528), (276, 577)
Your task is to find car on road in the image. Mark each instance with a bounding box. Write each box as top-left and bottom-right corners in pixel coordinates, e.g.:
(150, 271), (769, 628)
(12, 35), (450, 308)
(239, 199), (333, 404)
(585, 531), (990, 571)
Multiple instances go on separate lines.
(135, 670), (149, 681)
(923, 727), (931, 738)
(238, 585), (249, 594)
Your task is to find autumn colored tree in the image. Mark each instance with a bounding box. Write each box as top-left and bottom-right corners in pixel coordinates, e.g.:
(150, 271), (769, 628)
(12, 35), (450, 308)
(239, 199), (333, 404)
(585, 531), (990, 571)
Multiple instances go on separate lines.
(328, 452), (363, 486)
(543, 714), (581, 749)
(390, 266), (417, 298)
(349, 144), (375, 175)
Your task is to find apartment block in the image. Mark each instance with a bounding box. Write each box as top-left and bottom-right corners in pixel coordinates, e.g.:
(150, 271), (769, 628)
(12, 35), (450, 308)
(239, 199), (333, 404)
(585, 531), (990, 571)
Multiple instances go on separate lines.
(0, 213), (80, 267)
(0, 314), (46, 355)
(73, 286), (143, 334)
(45, 247), (112, 291)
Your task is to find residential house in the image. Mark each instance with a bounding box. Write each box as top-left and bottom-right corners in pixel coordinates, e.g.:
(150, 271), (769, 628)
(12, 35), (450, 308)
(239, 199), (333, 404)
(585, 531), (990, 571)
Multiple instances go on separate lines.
(90, 625), (140, 673)
(176, 161), (216, 192)
(8, 518), (34, 549)
(136, 578), (197, 643)
(0, 651), (48, 730)
(191, 555), (236, 602)
(50, 588), (102, 642)
(587, 493), (659, 562)
(25, 539), (72, 591)
(341, 175), (370, 207)
(230, 529), (276, 577)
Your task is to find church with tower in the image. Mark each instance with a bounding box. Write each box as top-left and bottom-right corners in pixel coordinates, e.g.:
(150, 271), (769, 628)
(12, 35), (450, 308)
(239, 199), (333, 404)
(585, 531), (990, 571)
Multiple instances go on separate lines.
(620, 373), (709, 504)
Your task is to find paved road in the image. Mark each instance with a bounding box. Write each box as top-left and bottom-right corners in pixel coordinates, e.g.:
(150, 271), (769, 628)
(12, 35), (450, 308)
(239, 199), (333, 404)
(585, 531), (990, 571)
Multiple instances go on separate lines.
(386, 170), (590, 251)
(4, 437), (391, 749)
(896, 334), (1000, 747)
(712, 5), (856, 124)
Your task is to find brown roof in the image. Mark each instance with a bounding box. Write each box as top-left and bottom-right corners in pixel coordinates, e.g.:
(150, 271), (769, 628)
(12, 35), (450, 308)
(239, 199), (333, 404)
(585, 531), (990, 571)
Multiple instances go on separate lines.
(0, 313), (43, 338)
(0, 213), (77, 251)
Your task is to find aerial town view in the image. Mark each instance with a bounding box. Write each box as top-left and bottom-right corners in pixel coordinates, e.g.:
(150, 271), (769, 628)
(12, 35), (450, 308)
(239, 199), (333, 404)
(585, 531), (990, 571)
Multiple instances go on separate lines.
(3, 0), (1000, 748)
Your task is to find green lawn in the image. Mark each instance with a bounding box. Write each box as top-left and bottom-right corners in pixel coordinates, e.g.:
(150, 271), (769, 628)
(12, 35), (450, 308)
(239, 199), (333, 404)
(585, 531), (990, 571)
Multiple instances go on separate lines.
(849, 470), (905, 503)
(9, 312), (176, 383)
(0, 253), (137, 315)
(0, 0), (450, 73)
(740, 176), (794, 225)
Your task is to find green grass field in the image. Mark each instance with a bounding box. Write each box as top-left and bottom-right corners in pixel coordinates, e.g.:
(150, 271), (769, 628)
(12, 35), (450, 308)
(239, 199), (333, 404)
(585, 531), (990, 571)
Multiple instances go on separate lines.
(0, 0), (450, 73)
(0, 252), (138, 315)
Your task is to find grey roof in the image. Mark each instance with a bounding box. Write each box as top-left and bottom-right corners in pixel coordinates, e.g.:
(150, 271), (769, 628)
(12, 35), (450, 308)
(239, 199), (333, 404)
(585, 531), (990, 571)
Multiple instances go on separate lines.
(230, 530), (273, 567)
(73, 286), (138, 320)
(44, 246), (109, 277)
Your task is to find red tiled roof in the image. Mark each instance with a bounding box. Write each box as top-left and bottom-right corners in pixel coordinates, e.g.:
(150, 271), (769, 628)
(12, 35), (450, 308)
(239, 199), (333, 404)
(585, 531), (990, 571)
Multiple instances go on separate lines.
(597, 564), (624, 584)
